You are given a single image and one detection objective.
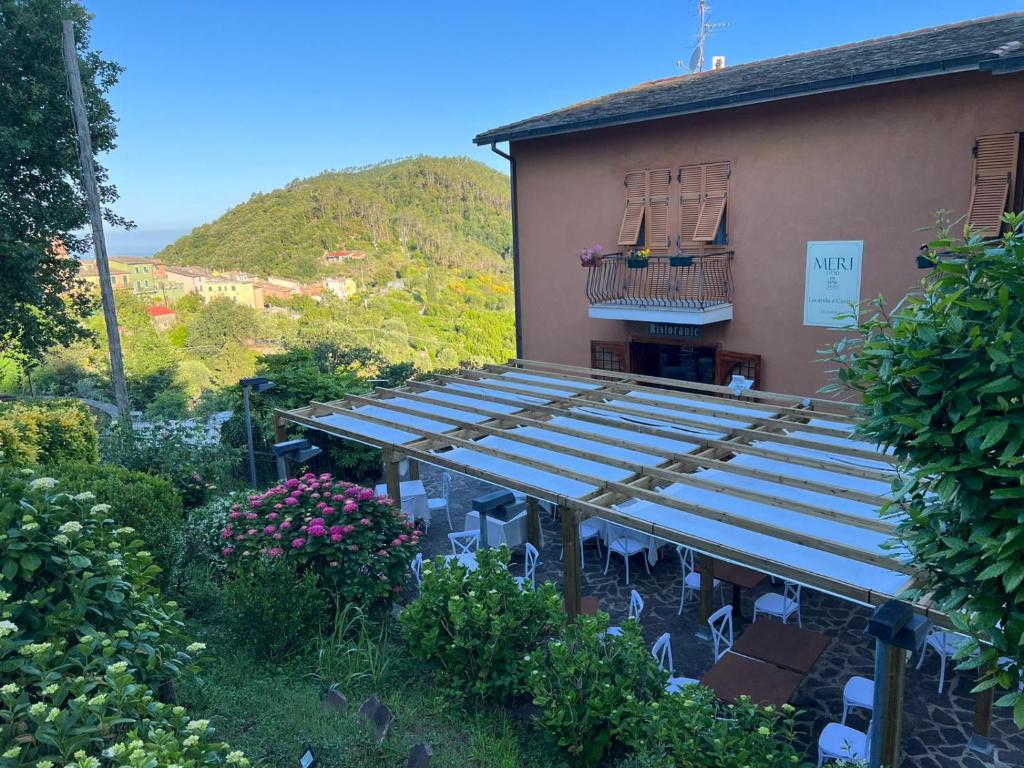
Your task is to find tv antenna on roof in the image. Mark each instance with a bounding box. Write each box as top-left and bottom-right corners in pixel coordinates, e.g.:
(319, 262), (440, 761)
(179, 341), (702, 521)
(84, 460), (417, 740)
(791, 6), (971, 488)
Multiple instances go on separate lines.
(678, 0), (729, 73)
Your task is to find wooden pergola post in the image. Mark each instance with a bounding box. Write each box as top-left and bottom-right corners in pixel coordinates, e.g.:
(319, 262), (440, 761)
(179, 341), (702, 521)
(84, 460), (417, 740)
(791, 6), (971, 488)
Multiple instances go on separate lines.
(559, 504), (581, 621)
(526, 497), (542, 548)
(969, 665), (996, 754)
(382, 447), (403, 508)
(876, 645), (907, 768)
(696, 554), (715, 639)
(273, 411), (287, 443)
(407, 460), (420, 481)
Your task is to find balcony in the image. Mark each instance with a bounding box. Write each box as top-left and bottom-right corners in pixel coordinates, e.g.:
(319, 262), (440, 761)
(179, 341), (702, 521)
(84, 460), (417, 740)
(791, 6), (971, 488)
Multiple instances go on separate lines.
(585, 252), (734, 324)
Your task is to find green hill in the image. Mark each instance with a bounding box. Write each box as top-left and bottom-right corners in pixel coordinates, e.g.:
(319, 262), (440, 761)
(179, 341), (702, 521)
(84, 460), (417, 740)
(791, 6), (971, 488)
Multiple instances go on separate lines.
(156, 156), (512, 281)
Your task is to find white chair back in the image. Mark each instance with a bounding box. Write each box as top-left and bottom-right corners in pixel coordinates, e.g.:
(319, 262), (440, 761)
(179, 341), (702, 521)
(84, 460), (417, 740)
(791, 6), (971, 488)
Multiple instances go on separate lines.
(783, 580), (801, 612)
(523, 542), (539, 586)
(677, 545), (696, 579)
(449, 529), (479, 555)
(652, 632), (674, 674)
(411, 552), (424, 585)
(628, 589), (644, 622)
(441, 472), (452, 501)
(708, 604), (734, 662)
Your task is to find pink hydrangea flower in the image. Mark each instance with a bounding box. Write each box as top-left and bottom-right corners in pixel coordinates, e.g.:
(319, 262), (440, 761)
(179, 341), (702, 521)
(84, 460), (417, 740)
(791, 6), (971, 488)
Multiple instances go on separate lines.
(267, 547), (284, 557)
(309, 524), (327, 538)
(273, 503), (283, 510)
(349, 544), (360, 552)
(250, 499), (260, 508)
(268, 512), (279, 521)
(284, 497), (298, 506)
(273, 533), (282, 540)
(322, 506), (335, 515)
(222, 546), (234, 556)
(245, 512), (258, 520)
(343, 501), (358, 514)
(330, 533), (343, 543)
(263, 525), (276, 534)
(280, 520), (292, 530)
(229, 511), (241, 520)
(291, 538), (306, 548)
(286, 479), (300, 489)
(221, 529), (232, 539)
(330, 525), (344, 536)
(247, 528), (257, 536)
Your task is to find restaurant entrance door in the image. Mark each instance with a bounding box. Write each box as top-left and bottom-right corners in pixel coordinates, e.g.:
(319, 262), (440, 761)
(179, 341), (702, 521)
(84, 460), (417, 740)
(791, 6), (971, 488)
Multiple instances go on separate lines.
(630, 341), (717, 384)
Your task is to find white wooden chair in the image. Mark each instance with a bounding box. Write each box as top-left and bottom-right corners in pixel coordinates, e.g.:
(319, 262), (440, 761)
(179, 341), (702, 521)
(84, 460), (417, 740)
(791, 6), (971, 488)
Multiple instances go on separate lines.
(515, 542), (539, 590)
(841, 676), (874, 724)
(410, 552), (424, 586)
(915, 627), (975, 693)
(448, 529), (479, 555)
(561, 517), (603, 565)
(676, 545), (723, 614)
(708, 604), (734, 662)
(817, 720), (870, 768)
(753, 580), (802, 627)
(428, 472), (453, 530)
(606, 590), (644, 637)
(603, 524), (650, 585)
(652, 633), (700, 693)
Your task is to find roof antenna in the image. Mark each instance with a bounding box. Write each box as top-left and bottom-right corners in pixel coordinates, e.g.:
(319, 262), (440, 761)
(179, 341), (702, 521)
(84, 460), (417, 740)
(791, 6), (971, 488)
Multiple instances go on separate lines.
(678, 0), (728, 73)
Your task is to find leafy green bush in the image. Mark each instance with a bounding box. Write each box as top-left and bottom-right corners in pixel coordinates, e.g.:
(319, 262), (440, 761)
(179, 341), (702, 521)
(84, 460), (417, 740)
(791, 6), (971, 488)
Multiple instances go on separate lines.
(100, 419), (241, 509)
(53, 460), (185, 590)
(0, 399), (98, 468)
(184, 491), (245, 568)
(826, 214), (1024, 722)
(220, 473), (420, 607)
(0, 468), (249, 766)
(525, 615), (665, 765)
(222, 556), (325, 660)
(400, 546), (564, 700)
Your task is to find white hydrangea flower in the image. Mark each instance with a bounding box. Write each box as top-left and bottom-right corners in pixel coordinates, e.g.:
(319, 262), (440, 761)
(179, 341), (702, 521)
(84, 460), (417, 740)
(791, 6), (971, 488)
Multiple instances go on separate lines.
(73, 492), (96, 502)
(90, 504), (112, 514)
(185, 718), (209, 732)
(0, 620), (17, 638)
(58, 521), (83, 535)
(186, 642), (207, 654)
(1, 683), (19, 695)
(28, 477), (58, 491)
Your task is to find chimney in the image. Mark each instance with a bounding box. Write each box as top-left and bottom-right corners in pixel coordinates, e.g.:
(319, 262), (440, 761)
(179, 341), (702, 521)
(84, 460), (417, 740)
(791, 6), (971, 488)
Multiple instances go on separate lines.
(711, 55), (726, 70)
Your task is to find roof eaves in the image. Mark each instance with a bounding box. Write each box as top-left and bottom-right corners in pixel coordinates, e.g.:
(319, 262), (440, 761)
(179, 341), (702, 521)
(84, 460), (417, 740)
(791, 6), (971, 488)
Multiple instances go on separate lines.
(473, 55), (990, 145)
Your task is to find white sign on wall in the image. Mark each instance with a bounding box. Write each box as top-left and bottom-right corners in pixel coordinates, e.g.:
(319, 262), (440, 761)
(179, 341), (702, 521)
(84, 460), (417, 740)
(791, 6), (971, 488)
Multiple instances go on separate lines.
(803, 241), (863, 328)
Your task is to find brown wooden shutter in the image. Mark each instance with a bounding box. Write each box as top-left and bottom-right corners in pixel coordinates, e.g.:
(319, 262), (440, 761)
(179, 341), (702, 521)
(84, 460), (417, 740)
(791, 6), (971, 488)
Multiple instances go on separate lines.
(967, 133), (1019, 237)
(646, 168), (672, 251)
(591, 340), (630, 372)
(679, 164), (703, 241)
(618, 171), (646, 246)
(693, 161), (730, 242)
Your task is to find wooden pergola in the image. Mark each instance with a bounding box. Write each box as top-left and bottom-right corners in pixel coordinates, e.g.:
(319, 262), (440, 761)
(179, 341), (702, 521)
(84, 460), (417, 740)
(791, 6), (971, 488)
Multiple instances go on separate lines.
(275, 359), (997, 761)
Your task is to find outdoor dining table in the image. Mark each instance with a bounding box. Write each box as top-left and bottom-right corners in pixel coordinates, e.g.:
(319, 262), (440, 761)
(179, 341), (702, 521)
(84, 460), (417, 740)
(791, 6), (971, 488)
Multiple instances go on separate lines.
(374, 479), (430, 528)
(698, 560), (767, 622)
(731, 619), (832, 674)
(699, 651), (804, 708)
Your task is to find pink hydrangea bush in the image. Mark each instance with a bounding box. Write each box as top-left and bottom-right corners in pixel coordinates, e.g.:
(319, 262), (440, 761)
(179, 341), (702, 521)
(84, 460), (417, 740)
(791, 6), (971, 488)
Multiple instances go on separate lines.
(220, 472), (421, 605)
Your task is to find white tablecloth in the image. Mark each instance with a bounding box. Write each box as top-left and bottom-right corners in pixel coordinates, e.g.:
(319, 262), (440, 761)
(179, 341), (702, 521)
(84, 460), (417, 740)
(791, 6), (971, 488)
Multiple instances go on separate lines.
(464, 509), (534, 549)
(375, 480), (430, 527)
(589, 515), (661, 566)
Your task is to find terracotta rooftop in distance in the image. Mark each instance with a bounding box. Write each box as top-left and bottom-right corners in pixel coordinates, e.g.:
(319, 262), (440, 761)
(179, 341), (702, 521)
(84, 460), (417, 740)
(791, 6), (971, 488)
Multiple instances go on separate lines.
(475, 13), (1024, 144)
(146, 306), (176, 317)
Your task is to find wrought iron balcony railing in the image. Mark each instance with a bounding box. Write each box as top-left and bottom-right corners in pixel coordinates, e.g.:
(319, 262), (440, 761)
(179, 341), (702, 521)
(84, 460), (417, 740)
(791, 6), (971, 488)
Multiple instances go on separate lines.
(585, 252), (733, 310)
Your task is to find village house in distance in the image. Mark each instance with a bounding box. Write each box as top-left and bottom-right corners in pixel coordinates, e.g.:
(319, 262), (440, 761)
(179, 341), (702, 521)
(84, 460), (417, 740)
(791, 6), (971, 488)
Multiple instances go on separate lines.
(475, 13), (1024, 395)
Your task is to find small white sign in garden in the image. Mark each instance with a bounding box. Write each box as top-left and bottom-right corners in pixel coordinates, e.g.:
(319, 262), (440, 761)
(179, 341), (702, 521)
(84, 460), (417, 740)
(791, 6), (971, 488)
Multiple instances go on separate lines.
(804, 240), (863, 328)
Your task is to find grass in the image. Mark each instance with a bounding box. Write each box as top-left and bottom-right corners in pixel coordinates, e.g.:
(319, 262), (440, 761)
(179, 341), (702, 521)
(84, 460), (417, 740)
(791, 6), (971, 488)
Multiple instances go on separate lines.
(177, 583), (568, 768)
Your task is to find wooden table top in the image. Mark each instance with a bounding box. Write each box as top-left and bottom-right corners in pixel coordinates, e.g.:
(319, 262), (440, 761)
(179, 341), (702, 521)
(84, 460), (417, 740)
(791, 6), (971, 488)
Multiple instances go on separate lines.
(731, 619), (832, 674)
(699, 652), (805, 707)
(699, 561), (768, 590)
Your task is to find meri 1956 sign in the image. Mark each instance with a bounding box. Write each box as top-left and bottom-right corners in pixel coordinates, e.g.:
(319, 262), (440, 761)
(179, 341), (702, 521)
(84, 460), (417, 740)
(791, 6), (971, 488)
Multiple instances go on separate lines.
(803, 241), (863, 328)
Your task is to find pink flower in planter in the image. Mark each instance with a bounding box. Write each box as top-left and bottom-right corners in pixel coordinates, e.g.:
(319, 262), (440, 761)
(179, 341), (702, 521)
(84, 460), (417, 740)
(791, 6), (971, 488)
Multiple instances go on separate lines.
(280, 520), (292, 531)
(359, 517), (371, 526)
(284, 497), (298, 506)
(291, 537), (306, 548)
(263, 525), (276, 534)
(267, 547), (284, 557)
(222, 546), (234, 556)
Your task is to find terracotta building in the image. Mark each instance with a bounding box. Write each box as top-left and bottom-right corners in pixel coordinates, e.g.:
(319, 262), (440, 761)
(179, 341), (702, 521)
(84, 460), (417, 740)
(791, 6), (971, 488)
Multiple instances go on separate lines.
(475, 13), (1024, 395)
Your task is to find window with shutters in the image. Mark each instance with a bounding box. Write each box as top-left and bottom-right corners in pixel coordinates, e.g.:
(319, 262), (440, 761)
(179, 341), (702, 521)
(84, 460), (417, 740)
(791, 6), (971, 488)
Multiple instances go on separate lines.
(590, 340), (630, 373)
(618, 169), (672, 251)
(679, 162), (730, 247)
(968, 133), (1020, 237)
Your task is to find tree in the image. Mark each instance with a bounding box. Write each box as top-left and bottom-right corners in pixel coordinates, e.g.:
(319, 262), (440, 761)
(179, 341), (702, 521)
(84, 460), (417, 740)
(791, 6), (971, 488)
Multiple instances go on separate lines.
(827, 214), (1024, 725)
(0, 0), (127, 363)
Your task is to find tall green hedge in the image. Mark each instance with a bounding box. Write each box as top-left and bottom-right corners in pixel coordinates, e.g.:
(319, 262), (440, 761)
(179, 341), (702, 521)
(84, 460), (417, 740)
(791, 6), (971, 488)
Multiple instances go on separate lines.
(0, 399), (99, 467)
(54, 460), (185, 589)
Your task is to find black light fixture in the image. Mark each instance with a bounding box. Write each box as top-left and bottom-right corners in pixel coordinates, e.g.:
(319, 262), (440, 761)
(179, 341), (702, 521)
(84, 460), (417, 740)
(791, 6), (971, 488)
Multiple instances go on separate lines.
(299, 746), (316, 767)
(272, 438), (323, 480)
(916, 245), (959, 270)
(240, 376), (276, 487)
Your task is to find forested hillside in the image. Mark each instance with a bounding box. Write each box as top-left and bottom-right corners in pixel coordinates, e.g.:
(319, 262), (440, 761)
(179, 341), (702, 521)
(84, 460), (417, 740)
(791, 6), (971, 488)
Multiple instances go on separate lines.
(157, 156), (512, 281)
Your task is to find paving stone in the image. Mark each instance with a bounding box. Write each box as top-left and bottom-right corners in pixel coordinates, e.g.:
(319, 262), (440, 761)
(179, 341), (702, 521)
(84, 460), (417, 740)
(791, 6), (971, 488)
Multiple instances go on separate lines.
(412, 464), (1024, 768)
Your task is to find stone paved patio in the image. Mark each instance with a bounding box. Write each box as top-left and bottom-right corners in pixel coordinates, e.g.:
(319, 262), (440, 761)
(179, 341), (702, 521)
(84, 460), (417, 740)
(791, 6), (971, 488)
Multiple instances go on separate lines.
(412, 465), (1024, 768)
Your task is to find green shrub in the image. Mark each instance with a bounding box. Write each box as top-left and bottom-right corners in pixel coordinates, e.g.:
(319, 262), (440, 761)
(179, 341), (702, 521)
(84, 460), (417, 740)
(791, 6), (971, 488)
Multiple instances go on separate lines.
(53, 460), (185, 590)
(400, 546), (564, 700)
(525, 615), (665, 765)
(222, 556), (326, 660)
(825, 214), (1024, 721)
(0, 400), (98, 468)
(0, 468), (249, 766)
(220, 473), (420, 607)
(184, 491), (245, 568)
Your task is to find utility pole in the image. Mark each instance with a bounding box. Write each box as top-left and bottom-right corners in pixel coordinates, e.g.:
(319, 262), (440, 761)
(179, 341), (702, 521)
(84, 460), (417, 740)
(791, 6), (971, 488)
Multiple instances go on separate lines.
(61, 20), (131, 419)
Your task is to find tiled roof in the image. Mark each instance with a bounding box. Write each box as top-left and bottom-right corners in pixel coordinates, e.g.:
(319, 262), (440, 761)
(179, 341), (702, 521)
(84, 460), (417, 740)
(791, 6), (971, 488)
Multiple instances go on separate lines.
(475, 13), (1024, 145)
(108, 256), (160, 265)
(146, 306), (175, 317)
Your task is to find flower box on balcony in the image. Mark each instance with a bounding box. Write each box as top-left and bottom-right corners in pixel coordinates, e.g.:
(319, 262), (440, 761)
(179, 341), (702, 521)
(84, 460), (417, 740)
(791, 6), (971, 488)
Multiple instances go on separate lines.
(670, 255), (694, 267)
(626, 258), (649, 269)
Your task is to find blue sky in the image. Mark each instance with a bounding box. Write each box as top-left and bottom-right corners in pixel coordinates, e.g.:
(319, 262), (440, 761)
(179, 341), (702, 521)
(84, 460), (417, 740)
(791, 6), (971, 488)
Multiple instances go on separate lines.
(85, 0), (1022, 254)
